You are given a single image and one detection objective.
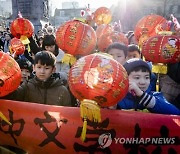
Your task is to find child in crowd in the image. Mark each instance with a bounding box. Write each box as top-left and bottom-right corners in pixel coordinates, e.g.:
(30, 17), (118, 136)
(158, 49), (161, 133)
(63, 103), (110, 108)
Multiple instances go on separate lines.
(105, 42), (127, 65)
(3, 32), (12, 53)
(127, 44), (141, 60)
(104, 42), (128, 109)
(127, 44), (157, 92)
(16, 58), (33, 83)
(42, 35), (70, 82)
(9, 51), (71, 106)
(127, 31), (137, 45)
(117, 58), (180, 115)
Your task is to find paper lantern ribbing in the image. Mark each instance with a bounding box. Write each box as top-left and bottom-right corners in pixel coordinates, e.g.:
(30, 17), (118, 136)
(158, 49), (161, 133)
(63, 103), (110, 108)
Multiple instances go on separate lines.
(68, 53), (129, 107)
(96, 24), (113, 40)
(0, 51), (21, 97)
(142, 35), (180, 63)
(97, 32), (128, 52)
(10, 38), (25, 55)
(134, 14), (170, 46)
(56, 20), (97, 56)
(10, 17), (34, 39)
(94, 7), (112, 25)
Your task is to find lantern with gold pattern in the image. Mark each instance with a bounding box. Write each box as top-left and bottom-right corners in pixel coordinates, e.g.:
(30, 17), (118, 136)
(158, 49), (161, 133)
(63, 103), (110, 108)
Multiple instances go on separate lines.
(68, 53), (129, 141)
(56, 20), (97, 56)
(97, 31), (128, 52)
(134, 14), (170, 48)
(96, 24), (113, 40)
(94, 7), (112, 25)
(142, 34), (180, 63)
(0, 51), (21, 97)
(10, 17), (34, 39)
(10, 38), (25, 55)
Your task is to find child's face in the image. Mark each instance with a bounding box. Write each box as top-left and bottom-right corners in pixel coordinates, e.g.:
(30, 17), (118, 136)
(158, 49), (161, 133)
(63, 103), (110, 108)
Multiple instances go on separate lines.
(108, 48), (126, 65)
(33, 62), (55, 81)
(5, 34), (11, 41)
(127, 51), (141, 60)
(128, 70), (150, 92)
(129, 35), (137, 45)
(21, 69), (31, 82)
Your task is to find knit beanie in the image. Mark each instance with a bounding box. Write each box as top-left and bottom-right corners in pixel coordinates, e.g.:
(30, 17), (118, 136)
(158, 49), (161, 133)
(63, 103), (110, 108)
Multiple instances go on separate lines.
(123, 58), (151, 75)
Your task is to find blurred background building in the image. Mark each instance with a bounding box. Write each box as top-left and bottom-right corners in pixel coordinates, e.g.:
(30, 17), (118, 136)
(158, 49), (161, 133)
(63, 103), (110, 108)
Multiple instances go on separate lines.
(0, 0), (180, 32)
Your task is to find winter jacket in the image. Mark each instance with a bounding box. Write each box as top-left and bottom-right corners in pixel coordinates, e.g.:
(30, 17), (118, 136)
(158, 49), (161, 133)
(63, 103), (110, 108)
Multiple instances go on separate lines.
(12, 76), (71, 106)
(117, 89), (180, 115)
(55, 50), (70, 81)
(167, 63), (180, 84)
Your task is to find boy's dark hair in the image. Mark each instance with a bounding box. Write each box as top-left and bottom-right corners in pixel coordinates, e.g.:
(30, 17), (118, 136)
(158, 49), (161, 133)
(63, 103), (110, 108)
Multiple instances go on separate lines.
(16, 58), (33, 72)
(105, 42), (128, 57)
(128, 44), (141, 54)
(34, 51), (56, 67)
(123, 58), (151, 76)
(42, 35), (59, 56)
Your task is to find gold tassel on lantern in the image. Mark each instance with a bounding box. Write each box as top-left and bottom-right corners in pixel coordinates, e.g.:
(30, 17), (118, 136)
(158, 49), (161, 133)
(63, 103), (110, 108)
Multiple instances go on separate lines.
(152, 63), (167, 74)
(20, 35), (30, 52)
(81, 117), (87, 142)
(0, 112), (11, 125)
(80, 99), (101, 141)
(61, 54), (77, 66)
(152, 63), (167, 92)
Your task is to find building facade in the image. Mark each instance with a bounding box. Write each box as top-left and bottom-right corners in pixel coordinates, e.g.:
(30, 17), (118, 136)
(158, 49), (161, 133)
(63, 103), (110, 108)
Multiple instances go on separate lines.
(50, 1), (86, 28)
(1, 0), (180, 32)
(0, 0), (12, 18)
(12, 0), (50, 32)
(121, 0), (180, 31)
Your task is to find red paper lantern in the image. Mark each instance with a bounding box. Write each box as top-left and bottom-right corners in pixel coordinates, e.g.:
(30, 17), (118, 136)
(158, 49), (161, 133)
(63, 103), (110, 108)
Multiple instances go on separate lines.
(96, 24), (113, 40)
(134, 14), (170, 45)
(0, 51), (21, 97)
(142, 34), (180, 63)
(94, 7), (112, 25)
(97, 31), (128, 52)
(68, 53), (129, 107)
(69, 53), (128, 141)
(56, 20), (97, 56)
(10, 38), (25, 55)
(10, 17), (34, 38)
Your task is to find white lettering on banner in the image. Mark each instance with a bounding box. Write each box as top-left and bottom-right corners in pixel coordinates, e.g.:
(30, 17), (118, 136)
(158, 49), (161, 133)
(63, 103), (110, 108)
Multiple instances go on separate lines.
(114, 137), (176, 145)
(98, 133), (176, 148)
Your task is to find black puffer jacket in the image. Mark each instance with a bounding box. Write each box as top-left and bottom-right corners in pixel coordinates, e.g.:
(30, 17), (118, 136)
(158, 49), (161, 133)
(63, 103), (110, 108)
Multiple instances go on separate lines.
(167, 63), (180, 84)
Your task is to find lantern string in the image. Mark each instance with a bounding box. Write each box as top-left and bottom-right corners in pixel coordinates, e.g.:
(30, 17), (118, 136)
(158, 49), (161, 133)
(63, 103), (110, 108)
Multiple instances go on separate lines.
(171, 14), (180, 32)
(18, 11), (23, 18)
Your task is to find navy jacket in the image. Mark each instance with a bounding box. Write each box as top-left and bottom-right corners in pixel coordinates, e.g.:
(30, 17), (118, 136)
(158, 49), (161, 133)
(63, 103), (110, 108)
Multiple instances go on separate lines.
(117, 89), (180, 115)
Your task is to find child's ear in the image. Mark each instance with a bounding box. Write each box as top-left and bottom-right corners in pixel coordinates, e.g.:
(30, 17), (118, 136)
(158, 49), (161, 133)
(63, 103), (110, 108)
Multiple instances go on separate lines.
(125, 57), (128, 62)
(52, 66), (56, 73)
(33, 65), (35, 72)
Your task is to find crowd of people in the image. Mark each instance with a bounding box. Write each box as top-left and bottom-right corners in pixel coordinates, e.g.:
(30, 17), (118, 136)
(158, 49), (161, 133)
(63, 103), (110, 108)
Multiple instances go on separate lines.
(0, 21), (179, 115)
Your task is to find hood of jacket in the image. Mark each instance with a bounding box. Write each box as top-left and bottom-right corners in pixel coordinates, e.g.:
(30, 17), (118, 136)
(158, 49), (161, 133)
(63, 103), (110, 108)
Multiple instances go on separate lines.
(56, 49), (65, 63)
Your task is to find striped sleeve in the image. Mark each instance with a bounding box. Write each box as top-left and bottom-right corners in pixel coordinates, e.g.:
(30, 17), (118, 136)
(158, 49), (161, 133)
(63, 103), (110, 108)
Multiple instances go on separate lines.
(138, 93), (156, 108)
